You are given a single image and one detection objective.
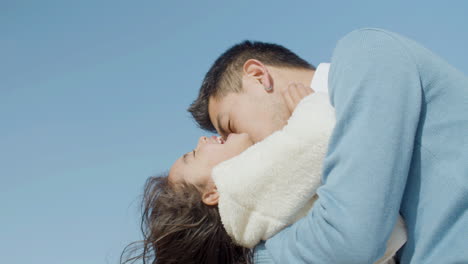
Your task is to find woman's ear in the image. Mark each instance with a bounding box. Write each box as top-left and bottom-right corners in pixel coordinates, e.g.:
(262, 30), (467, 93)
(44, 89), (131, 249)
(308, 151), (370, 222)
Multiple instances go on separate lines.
(202, 188), (219, 206)
(243, 59), (272, 91)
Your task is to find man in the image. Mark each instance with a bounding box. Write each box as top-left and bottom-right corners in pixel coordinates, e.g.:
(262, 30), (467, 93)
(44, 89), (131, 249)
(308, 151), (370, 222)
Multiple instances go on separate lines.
(188, 28), (468, 263)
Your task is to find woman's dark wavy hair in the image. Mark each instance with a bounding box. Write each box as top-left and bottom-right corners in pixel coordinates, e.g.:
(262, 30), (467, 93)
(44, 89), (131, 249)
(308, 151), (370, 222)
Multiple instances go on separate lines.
(120, 174), (253, 264)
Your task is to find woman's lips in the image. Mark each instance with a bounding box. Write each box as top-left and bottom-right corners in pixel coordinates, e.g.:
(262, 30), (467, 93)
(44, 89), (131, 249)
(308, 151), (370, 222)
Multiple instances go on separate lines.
(211, 135), (225, 144)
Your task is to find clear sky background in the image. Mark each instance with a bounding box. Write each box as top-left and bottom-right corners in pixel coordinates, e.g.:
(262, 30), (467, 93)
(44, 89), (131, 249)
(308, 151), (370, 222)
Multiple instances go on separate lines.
(1, 1), (467, 263)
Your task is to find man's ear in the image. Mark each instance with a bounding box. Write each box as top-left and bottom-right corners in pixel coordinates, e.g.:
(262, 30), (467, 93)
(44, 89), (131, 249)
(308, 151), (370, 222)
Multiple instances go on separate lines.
(243, 59), (272, 91)
(202, 188), (219, 206)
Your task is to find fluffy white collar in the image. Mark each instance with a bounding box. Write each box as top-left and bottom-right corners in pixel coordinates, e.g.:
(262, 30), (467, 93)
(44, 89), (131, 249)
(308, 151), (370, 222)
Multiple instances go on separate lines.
(212, 92), (406, 263)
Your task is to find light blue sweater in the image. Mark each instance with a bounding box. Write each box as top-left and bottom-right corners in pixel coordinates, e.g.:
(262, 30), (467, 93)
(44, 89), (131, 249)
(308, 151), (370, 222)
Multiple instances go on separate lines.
(254, 28), (468, 263)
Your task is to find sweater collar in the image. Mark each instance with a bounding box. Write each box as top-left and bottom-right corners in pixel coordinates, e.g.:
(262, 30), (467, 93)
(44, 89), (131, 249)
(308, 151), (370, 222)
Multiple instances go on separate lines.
(310, 63), (330, 94)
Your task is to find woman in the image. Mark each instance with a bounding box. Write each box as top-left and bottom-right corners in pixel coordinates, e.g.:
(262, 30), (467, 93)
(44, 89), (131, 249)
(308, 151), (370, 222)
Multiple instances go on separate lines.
(120, 134), (256, 264)
(121, 88), (406, 264)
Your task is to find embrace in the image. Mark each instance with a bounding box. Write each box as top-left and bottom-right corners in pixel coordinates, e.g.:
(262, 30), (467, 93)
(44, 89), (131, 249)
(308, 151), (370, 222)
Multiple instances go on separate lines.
(122, 28), (468, 264)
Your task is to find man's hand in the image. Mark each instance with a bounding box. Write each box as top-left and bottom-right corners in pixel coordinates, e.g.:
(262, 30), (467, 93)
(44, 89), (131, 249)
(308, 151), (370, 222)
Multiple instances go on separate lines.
(282, 82), (314, 114)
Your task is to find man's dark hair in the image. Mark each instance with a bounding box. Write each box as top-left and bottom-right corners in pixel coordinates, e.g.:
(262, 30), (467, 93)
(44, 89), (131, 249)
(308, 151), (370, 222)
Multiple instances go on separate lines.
(188, 40), (315, 132)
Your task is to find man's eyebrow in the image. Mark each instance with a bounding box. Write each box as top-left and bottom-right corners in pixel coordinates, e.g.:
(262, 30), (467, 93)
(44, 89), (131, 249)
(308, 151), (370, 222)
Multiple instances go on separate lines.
(216, 113), (227, 137)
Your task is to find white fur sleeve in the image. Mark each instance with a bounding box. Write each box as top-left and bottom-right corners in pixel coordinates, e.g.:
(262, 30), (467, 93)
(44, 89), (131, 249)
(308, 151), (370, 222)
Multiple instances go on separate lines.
(212, 92), (335, 248)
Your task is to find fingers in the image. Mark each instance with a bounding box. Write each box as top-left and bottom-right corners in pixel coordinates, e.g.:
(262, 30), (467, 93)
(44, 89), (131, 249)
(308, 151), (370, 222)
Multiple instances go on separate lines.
(298, 83), (314, 97)
(288, 82), (302, 104)
(282, 85), (295, 115)
(282, 82), (314, 114)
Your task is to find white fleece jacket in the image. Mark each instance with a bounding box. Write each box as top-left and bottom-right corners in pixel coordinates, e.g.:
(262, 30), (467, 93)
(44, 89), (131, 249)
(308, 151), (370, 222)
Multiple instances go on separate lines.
(211, 92), (407, 264)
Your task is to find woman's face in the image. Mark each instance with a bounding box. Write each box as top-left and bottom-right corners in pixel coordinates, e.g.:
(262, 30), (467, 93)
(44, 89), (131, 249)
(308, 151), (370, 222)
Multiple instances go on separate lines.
(168, 133), (254, 188)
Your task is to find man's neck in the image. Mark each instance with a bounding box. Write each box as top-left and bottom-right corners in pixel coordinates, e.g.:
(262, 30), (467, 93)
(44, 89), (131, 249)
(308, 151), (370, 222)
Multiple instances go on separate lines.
(268, 66), (316, 93)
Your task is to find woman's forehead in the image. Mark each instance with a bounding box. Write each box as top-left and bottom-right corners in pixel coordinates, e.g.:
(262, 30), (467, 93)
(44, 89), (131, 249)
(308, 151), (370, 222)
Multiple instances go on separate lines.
(168, 157), (185, 184)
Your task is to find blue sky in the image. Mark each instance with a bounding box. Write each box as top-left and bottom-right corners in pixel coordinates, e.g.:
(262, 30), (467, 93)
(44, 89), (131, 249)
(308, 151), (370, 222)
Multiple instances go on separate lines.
(1, 1), (467, 263)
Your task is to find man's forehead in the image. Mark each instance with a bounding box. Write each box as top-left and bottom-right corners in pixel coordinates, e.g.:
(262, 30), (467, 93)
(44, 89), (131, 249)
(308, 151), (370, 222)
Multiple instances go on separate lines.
(208, 97), (226, 132)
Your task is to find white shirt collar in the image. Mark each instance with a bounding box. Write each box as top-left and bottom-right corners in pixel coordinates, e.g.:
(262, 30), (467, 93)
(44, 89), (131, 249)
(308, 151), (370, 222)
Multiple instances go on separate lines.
(310, 63), (330, 94)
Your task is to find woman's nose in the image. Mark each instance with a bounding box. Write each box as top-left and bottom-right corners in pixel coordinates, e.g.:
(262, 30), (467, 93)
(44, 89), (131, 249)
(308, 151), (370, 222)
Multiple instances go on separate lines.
(196, 136), (208, 149)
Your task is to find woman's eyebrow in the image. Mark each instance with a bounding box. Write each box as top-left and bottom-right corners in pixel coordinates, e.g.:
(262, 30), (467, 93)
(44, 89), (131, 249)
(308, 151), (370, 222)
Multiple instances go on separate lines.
(182, 150), (195, 164)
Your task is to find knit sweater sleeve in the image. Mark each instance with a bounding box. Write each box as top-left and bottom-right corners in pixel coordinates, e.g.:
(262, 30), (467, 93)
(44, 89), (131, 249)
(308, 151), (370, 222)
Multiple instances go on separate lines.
(259, 28), (422, 264)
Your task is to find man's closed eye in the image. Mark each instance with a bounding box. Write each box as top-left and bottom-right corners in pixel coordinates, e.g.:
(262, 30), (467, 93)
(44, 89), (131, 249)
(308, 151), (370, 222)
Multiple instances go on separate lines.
(228, 120), (234, 133)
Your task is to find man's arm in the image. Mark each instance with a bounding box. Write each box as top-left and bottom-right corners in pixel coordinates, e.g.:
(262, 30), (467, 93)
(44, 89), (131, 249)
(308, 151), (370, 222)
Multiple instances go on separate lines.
(257, 28), (422, 263)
